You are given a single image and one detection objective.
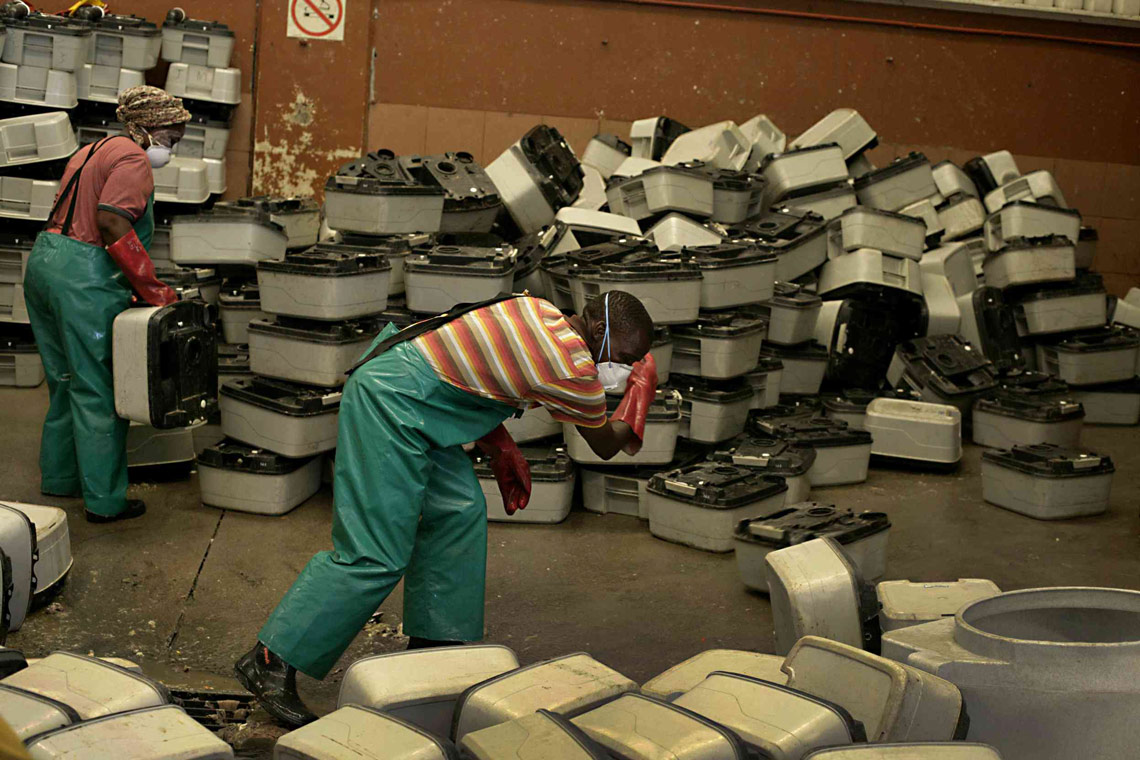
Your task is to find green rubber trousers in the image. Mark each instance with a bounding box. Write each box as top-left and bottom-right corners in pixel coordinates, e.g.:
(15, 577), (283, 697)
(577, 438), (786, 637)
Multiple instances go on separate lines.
(23, 198), (153, 518)
(24, 233), (133, 515)
(259, 326), (516, 679)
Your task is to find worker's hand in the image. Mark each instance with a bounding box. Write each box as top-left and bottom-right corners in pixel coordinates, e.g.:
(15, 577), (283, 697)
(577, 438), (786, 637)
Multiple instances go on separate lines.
(476, 425), (532, 515)
(105, 228), (178, 307)
(611, 353), (658, 456)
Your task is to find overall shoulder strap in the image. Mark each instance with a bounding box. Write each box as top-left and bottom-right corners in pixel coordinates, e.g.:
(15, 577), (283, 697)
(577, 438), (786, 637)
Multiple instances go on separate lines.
(345, 293), (522, 377)
(48, 137), (117, 237)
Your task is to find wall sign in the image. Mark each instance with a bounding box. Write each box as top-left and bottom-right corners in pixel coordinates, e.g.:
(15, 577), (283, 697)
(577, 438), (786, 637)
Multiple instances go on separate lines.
(287, 0), (345, 41)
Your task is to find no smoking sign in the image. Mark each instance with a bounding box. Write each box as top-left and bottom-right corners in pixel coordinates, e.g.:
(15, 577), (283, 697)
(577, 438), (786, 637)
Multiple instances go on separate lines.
(287, 0), (345, 41)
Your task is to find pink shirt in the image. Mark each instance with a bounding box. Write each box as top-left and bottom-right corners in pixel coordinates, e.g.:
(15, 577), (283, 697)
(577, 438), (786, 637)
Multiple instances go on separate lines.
(45, 137), (154, 247)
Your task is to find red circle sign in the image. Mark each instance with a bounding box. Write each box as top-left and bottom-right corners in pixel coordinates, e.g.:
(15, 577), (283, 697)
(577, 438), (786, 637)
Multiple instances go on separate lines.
(290, 0), (343, 38)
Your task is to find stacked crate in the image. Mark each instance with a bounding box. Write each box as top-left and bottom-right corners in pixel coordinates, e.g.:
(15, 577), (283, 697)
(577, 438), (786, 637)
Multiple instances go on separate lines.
(0, 110), (77, 388)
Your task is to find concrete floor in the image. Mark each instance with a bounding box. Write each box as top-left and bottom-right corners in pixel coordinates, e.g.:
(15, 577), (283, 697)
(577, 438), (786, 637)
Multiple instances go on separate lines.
(2, 384), (1139, 737)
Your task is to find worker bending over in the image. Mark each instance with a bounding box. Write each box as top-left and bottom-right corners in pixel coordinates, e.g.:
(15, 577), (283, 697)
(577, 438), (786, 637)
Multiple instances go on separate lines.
(25, 86), (187, 523)
(236, 290), (658, 725)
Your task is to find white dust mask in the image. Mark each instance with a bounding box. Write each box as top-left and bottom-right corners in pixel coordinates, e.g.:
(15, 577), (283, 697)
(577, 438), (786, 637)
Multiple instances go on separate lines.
(596, 293), (634, 392)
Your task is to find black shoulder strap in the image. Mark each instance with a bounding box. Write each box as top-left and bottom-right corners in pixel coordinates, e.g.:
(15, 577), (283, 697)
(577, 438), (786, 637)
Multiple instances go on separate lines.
(47, 136), (127, 236)
(346, 293), (522, 377)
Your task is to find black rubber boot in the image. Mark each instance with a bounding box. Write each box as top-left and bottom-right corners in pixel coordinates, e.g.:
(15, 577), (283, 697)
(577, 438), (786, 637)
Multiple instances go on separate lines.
(407, 636), (464, 650)
(234, 642), (317, 728)
(86, 499), (146, 524)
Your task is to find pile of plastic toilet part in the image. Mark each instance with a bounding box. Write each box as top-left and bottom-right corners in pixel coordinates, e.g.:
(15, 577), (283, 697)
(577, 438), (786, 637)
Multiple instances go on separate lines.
(241, 106), (1128, 533)
(0, 591), (1115, 760)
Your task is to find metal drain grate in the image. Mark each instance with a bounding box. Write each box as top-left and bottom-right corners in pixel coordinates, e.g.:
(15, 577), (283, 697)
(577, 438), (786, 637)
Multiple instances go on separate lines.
(171, 688), (257, 731)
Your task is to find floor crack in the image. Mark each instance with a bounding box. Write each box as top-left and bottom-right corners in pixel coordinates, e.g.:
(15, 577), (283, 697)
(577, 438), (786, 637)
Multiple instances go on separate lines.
(166, 512), (226, 651)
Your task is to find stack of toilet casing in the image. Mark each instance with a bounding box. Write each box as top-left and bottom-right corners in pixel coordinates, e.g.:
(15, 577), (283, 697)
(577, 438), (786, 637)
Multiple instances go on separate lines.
(323, 147), (517, 315)
(0, 10), (88, 119)
(0, 108), (78, 388)
(0, 8), (89, 232)
(962, 151), (1133, 431)
(165, 195), (340, 516)
(161, 13), (239, 204)
(72, 13), (161, 127)
(284, 637), (984, 758)
(320, 143), (550, 523)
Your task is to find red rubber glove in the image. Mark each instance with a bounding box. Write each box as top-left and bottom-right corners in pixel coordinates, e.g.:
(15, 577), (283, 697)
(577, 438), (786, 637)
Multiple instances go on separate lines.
(105, 228), (177, 307)
(476, 425), (532, 515)
(611, 353), (658, 456)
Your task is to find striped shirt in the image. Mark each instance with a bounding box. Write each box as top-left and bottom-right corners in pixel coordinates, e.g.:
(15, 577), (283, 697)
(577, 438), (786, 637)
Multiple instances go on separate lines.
(413, 297), (608, 427)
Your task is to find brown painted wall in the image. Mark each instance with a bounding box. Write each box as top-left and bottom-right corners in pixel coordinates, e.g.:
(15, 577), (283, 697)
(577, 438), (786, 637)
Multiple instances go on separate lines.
(117, 0), (1139, 292)
(370, 0), (1140, 165)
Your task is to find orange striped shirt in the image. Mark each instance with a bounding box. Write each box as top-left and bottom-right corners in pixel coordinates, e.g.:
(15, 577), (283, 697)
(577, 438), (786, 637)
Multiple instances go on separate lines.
(412, 297), (607, 428)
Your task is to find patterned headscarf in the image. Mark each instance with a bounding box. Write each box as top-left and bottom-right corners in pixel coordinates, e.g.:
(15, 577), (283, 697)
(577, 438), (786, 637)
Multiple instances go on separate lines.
(116, 86), (192, 146)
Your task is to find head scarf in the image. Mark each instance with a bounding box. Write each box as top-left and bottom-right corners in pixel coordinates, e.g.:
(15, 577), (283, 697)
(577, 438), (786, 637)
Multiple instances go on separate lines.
(116, 86), (192, 146)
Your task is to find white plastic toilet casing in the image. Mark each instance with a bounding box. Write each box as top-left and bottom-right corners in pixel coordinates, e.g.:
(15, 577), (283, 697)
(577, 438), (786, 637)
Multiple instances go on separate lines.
(218, 391), (340, 457)
(1071, 386), (1140, 425)
(983, 203), (1081, 252)
(983, 170), (1068, 214)
(982, 240), (1075, 290)
(0, 112), (77, 168)
(197, 455), (322, 515)
(0, 176), (60, 221)
(151, 157), (210, 204)
(647, 488), (787, 553)
(570, 273), (702, 326)
(828, 207), (926, 261)
(163, 62), (242, 104)
(674, 672), (863, 760)
(877, 579), (1001, 632)
(572, 693), (748, 760)
(741, 114), (787, 171)
(971, 405), (1084, 450)
(503, 406), (561, 444)
(479, 472), (575, 524)
(0, 501), (71, 600)
(865, 398), (962, 464)
(485, 144), (558, 234)
(981, 456), (1112, 519)
(323, 183), (445, 236)
(736, 525), (888, 593)
(0, 64), (78, 110)
(661, 120), (751, 171)
(818, 249), (923, 300)
(580, 468), (651, 519)
(453, 652), (638, 742)
(405, 269), (515, 315)
(939, 195), (986, 241)
(765, 538), (867, 655)
(257, 268), (391, 322)
(161, 24), (235, 68)
(276, 705), (455, 760)
(2, 25), (91, 71)
(641, 650), (788, 700)
(564, 396), (681, 466)
(337, 645), (520, 738)
(76, 64), (143, 104)
(2, 652), (169, 722)
(24, 704), (231, 760)
(782, 636), (966, 743)
(933, 162), (979, 199)
(648, 213), (723, 252)
(247, 323), (373, 387)
(790, 108), (876, 160)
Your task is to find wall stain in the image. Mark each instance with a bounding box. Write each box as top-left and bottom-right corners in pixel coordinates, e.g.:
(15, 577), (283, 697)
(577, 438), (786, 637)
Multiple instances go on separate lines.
(252, 88), (359, 198)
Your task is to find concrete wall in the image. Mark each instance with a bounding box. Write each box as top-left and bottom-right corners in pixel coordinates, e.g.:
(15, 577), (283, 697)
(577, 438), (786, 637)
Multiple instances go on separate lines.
(124, 0), (1140, 293)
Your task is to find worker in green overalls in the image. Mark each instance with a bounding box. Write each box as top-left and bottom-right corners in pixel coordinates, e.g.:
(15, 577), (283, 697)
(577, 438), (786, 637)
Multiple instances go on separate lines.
(24, 86), (190, 523)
